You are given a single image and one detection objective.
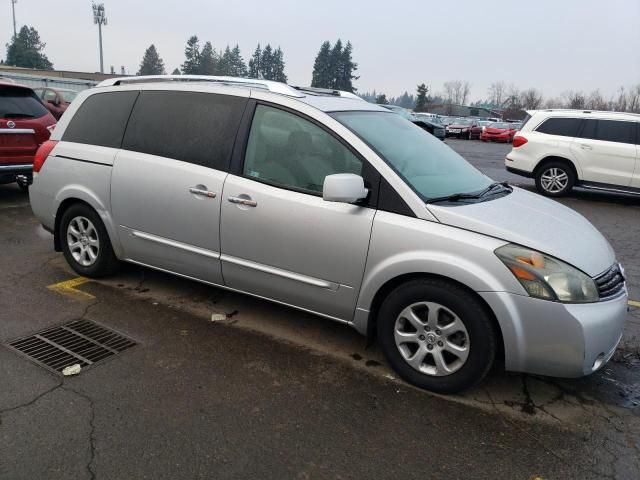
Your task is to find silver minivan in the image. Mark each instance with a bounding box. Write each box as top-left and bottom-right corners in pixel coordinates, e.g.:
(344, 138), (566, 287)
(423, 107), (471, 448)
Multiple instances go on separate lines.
(29, 76), (628, 393)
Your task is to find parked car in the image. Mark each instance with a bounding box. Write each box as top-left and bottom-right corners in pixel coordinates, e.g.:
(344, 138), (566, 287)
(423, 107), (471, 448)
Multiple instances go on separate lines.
(445, 118), (482, 139)
(506, 109), (640, 197)
(0, 82), (56, 190)
(30, 76), (627, 394)
(480, 122), (517, 143)
(382, 105), (446, 140)
(32, 87), (79, 120)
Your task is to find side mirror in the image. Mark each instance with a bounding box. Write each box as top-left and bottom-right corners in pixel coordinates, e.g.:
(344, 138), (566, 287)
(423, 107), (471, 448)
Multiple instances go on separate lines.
(323, 174), (368, 204)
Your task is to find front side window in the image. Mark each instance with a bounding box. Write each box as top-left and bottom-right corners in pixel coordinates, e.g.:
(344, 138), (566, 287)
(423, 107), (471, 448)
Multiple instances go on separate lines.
(579, 119), (635, 144)
(243, 105), (362, 194)
(332, 111), (491, 201)
(535, 117), (581, 137)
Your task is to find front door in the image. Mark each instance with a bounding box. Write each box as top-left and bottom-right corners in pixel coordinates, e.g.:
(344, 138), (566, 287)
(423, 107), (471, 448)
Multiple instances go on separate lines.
(220, 104), (376, 321)
(111, 90), (248, 285)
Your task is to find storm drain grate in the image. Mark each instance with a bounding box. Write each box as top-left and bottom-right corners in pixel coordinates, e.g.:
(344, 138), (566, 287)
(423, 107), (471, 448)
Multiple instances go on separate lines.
(5, 320), (136, 374)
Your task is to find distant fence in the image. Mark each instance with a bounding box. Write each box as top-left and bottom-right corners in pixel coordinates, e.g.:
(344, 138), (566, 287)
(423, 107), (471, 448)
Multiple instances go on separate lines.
(0, 72), (97, 92)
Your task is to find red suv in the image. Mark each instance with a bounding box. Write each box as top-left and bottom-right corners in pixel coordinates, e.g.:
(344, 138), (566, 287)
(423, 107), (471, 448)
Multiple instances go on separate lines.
(0, 82), (56, 190)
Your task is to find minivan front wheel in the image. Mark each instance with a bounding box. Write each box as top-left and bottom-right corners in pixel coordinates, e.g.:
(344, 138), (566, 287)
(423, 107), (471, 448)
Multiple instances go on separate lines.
(535, 162), (575, 197)
(377, 279), (497, 393)
(60, 203), (120, 277)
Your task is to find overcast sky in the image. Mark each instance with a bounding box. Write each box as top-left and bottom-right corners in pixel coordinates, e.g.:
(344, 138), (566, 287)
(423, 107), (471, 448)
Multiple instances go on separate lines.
(2, 0), (639, 101)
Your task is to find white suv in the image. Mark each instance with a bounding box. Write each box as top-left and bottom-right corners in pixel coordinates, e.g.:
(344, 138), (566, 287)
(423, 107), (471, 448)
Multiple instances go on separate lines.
(505, 110), (639, 197)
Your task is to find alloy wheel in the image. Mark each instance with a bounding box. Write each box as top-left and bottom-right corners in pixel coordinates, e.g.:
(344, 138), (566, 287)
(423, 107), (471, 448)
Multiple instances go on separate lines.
(67, 216), (100, 267)
(394, 302), (470, 376)
(540, 167), (569, 193)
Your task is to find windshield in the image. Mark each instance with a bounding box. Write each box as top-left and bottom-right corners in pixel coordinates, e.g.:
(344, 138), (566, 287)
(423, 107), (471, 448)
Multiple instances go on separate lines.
(59, 90), (78, 102)
(451, 119), (471, 125)
(331, 111), (492, 201)
(488, 122), (510, 129)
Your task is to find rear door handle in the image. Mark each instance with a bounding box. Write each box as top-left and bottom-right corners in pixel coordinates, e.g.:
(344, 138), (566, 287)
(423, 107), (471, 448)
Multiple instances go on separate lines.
(228, 196), (257, 207)
(580, 144), (593, 150)
(189, 187), (217, 198)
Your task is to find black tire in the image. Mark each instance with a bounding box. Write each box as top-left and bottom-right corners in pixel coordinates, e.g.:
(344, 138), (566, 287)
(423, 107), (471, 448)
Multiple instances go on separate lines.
(59, 203), (120, 277)
(466, 132), (471, 140)
(534, 161), (575, 197)
(377, 278), (497, 394)
(17, 182), (29, 193)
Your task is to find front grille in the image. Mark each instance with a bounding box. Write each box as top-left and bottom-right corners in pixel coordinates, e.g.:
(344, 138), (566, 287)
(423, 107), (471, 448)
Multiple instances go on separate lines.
(5, 320), (136, 374)
(595, 264), (625, 300)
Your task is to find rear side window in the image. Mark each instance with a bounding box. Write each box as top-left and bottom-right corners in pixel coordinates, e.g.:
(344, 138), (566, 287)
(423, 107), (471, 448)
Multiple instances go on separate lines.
(579, 119), (636, 144)
(122, 91), (247, 170)
(0, 87), (49, 119)
(535, 117), (581, 137)
(62, 91), (138, 148)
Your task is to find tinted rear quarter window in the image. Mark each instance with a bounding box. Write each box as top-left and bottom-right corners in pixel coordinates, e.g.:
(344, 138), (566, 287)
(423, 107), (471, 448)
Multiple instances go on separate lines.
(579, 119), (635, 144)
(62, 91), (138, 148)
(535, 117), (581, 137)
(122, 91), (247, 170)
(0, 87), (49, 118)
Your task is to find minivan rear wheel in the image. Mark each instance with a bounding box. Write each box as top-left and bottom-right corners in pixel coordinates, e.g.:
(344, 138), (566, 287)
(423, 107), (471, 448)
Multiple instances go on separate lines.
(60, 203), (120, 277)
(377, 279), (497, 393)
(535, 161), (575, 197)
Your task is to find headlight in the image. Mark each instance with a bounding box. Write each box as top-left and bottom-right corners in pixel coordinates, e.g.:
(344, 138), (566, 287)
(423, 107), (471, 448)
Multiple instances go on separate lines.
(495, 244), (599, 303)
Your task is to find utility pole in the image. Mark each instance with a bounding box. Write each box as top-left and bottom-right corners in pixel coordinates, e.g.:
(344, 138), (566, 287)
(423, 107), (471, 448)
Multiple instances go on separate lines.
(92, 3), (107, 73)
(11, 0), (17, 38)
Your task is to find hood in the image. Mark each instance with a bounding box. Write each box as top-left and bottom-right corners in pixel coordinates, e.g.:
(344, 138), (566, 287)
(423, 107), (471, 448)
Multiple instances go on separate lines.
(426, 187), (615, 277)
(448, 123), (469, 128)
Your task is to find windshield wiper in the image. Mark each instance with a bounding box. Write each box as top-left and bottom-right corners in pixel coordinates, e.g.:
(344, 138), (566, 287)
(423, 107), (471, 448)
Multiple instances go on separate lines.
(425, 182), (512, 204)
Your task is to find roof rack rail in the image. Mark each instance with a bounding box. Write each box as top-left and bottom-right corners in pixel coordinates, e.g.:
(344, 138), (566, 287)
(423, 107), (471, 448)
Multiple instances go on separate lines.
(292, 86), (363, 100)
(95, 75), (304, 98)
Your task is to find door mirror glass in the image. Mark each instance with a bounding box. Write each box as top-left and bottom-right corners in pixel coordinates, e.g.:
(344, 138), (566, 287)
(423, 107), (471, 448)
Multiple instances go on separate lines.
(323, 174), (367, 203)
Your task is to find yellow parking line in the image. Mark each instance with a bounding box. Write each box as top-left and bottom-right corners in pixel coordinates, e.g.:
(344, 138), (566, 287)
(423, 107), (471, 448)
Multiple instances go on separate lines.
(47, 277), (95, 300)
(629, 300), (640, 308)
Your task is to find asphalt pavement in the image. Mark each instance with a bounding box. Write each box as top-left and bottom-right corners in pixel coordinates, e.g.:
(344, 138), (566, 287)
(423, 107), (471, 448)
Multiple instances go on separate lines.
(1, 140), (639, 479)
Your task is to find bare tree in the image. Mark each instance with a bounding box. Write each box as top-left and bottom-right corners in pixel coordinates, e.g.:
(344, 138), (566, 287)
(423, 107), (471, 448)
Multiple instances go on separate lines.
(520, 88), (544, 109)
(585, 89), (608, 110)
(614, 86), (628, 112)
(443, 81), (455, 104)
(628, 84), (640, 113)
(563, 90), (586, 109)
(487, 81), (506, 107)
(505, 84), (521, 108)
(460, 81), (471, 106)
(544, 97), (564, 109)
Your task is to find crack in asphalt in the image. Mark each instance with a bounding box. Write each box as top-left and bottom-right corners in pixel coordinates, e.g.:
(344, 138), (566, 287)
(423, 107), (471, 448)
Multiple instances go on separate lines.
(63, 386), (98, 480)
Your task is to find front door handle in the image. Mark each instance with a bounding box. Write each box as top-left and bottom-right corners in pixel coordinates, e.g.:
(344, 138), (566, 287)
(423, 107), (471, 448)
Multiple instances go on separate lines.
(189, 186), (217, 198)
(228, 196), (257, 207)
(580, 144), (593, 150)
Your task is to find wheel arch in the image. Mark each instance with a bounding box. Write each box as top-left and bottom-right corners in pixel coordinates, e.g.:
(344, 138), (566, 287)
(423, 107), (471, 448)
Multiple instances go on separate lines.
(533, 155), (580, 181)
(362, 272), (505, 366)
(53, 192), (123, 257)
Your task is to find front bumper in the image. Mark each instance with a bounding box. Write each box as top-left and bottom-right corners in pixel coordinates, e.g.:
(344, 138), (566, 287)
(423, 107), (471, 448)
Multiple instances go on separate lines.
(479, 289), (627, 378)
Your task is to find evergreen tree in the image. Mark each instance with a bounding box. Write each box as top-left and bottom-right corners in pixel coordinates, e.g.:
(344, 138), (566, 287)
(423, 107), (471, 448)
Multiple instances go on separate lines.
(171, 68), (181, 75)
(375, 94), (388, 105)
(228, 45), (248, 77)
(415, 83), (429, 111)
(198, 41), (218, 75)
(248, 44), (261, 78)
(217, 46), (232, 76)
(181, 35), (201, 74)
(137, 44), (165, 76)
(328, 39), (343, 89)
(5, 26), (53, 69)
(260, 44), (274, 80)
(311, 41), (332, 88)
(337, 41), (358, 92)
(271, 47), (287, 82)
